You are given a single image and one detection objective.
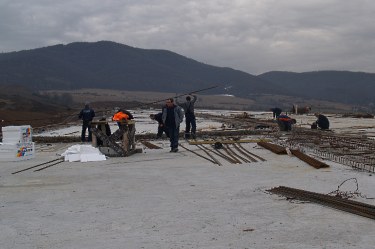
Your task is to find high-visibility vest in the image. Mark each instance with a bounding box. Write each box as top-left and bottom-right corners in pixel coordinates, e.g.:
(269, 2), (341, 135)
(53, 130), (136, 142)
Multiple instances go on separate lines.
(112, 112), (129, 121)
(278, 115), (291, 122)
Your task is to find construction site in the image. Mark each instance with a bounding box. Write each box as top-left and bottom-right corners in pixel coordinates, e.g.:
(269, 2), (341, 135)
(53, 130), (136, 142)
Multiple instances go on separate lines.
(1, 108), (375, 249)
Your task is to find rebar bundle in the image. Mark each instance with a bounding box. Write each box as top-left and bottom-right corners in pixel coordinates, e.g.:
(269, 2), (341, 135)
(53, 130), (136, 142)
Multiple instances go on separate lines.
(268, 186), (375, 220)
(277, 128), (375, 173)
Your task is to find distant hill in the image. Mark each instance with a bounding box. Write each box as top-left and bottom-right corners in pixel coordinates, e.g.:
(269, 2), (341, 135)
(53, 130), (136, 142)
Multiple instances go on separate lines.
(1, 41), (375, 109)
(0, 41), (278, 99)
(258, 71), (375, 106)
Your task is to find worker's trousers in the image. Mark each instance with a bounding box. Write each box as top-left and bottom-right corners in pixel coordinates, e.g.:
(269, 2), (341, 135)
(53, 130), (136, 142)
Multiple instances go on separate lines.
(167, 126), (180, 149)
(81, 121), (92, 142)
(185, 113), (196, 138)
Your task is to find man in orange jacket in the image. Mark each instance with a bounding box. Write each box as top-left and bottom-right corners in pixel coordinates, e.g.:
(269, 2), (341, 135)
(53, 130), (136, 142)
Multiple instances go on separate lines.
(112, 109), (130, 128)
(277, 114), (296, 131)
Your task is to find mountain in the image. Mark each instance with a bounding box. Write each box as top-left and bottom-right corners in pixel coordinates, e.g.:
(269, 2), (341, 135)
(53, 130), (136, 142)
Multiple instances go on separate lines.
(0, 41), (278, 98)
(258, 71), (375, 106)
(1, 41), (375, 109)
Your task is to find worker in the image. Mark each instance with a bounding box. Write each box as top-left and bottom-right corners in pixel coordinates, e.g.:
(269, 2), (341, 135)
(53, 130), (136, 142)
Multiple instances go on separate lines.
(162, 98), (184, 152)
(270, 107), (282, 119)
(78, 102), (95, 142)
(277, 114), (296, 131)
(176, 94), (197, 139)
(312, 113), (329, 130)
(112, 107), (133, 128)
(150, 113), (169, 139)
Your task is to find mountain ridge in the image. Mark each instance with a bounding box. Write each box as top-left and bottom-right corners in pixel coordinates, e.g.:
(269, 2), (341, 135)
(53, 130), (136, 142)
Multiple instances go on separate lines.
(0, 41), (375, 109)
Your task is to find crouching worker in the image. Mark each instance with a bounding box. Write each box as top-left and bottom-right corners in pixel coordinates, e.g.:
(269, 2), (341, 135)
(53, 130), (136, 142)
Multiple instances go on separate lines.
(112, 108), (136, 145)
(112, 107), (133, 128)
(311, 113), (329, 130)
(277, 114), (296, 131)
(150, 113), (169, 139)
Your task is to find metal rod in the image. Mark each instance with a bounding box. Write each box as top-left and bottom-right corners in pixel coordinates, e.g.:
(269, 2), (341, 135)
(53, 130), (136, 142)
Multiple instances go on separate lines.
(138, 85), (219, 108)
(34, 160), (64, 172)
(12, 158), (63, 174)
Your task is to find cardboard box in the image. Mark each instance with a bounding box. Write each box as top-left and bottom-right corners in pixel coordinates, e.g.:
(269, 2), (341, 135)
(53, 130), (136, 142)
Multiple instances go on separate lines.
(2, 125), (32, 144)
(0, 142), (35, 161)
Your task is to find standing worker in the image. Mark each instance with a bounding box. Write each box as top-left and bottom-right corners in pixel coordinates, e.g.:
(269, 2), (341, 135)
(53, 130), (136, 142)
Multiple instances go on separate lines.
(78, 102), (95, 142)
(162, 98), (184, 152)
(150, 113), (169, 138)
(176, 94), (197, 139)
(270, 107), (282, 119)
(312, 113), (330, 130)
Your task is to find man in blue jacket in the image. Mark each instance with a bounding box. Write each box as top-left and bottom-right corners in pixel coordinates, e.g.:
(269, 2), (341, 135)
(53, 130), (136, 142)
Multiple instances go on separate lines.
(162, 98), (184, 152)
(78, 102), (95, 142)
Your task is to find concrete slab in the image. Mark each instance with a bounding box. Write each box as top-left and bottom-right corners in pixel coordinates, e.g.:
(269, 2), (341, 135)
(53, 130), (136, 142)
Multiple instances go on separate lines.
(1, 138), (375, 249)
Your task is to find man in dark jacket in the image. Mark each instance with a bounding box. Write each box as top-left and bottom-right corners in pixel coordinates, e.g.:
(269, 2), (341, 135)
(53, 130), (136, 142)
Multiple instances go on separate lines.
(78, 102), (95, 142)
(162, 98), (184, 152)
(270, 107), (282, 119)
(150, 113), (169, 138)
(176, 94), (197, 139)
(312, 113), (330, 130)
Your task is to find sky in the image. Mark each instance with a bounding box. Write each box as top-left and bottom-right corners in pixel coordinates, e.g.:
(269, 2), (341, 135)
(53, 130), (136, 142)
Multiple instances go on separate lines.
(1, 0), (375, 75)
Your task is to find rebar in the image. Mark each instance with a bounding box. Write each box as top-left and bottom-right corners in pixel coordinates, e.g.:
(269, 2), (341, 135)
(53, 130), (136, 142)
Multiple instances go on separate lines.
(268, 186), (375, 220)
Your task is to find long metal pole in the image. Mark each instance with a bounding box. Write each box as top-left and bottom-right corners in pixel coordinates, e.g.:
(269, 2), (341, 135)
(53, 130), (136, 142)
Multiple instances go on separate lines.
(138, 85), (219, 108)
(11, 158), (63, 174)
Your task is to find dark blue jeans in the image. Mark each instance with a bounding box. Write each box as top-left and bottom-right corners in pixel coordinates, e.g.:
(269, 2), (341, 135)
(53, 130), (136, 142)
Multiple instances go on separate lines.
(167, 126), (180, 149)
(81, 121), (92, 142)
(185, 113), (196, 135)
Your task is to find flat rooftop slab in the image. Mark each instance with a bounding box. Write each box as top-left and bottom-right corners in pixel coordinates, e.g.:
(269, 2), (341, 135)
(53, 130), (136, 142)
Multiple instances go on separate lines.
(1, 137), (375, 248)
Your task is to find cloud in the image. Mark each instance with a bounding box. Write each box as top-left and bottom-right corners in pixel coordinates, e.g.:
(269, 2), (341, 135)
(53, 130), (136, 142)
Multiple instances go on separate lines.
(1, 0), (375, 74)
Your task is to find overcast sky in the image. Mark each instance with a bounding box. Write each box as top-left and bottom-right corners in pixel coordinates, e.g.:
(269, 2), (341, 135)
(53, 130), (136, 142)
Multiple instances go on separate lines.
(1, 0), (375, 75)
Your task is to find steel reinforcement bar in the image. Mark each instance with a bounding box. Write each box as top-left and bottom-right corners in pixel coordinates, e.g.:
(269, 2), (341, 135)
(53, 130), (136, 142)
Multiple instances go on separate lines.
(257, 141), (287, 155)
(178, 144), (219, 165)
(237, 143), (266, 162)
(268, 186), (375, 220)
(12, 158), (64, 174)
(232, 143), (257, 162)
(290, 149), (330, 169)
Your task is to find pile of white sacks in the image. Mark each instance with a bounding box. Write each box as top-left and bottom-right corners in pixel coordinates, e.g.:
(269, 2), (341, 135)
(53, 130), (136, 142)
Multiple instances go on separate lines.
(0, 125), (35, 161)
(61, 144), (106, 162)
